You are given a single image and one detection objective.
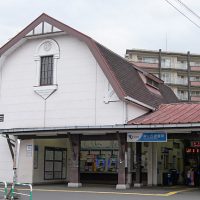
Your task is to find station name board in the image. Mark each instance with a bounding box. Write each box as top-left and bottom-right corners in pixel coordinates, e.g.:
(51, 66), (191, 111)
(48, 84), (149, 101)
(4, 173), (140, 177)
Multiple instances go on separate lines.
(127, 132), (167, 142)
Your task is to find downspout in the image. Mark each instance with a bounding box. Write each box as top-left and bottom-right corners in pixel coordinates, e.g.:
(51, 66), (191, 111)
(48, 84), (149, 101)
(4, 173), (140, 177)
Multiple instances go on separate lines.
(124, 101), (128, 124)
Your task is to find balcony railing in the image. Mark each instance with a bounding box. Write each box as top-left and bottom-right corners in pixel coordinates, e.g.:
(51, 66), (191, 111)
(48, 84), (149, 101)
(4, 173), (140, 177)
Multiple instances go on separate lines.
(177, 94), (188, 100)
(161, 63), (188, 70)
(176, 63), (188, 70)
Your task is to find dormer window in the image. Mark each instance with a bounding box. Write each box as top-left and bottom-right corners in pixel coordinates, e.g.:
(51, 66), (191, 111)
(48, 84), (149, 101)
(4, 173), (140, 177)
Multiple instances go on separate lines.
(147, 78), (159, 89)
(40, 56), (54, 86)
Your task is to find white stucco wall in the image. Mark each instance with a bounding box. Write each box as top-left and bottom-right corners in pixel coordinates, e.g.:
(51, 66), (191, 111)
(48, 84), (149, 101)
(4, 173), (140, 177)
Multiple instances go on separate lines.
(18, 139), (34, 183)
(0, 34), (148, 130)
(127, 103), (149, 122)
(0, 136), (13, 182)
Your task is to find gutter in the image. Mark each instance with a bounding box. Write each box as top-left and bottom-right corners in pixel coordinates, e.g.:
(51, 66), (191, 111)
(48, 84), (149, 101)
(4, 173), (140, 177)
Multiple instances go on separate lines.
(124, 96), (156, 111)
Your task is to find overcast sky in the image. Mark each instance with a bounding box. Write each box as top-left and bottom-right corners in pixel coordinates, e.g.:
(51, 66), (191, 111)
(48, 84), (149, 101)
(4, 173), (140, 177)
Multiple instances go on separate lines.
(1, 0), (200, 56)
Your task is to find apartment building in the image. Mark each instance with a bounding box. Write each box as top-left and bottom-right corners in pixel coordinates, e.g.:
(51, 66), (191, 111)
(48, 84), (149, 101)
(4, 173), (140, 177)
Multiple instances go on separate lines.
(125, 49), (200, 101)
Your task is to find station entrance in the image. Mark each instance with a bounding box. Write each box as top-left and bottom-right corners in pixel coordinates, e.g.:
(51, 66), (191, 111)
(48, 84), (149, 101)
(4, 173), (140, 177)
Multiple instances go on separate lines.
(155, 133), (200, 187)
(17, 133), (200, 187)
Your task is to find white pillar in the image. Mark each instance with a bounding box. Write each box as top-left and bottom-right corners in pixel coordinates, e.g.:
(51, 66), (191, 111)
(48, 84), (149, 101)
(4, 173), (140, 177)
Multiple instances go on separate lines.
(148, 142), (153, 186)
(147, 143), (158, 186)
(127, 143), (132, 186)
(152, 143), (158, 186)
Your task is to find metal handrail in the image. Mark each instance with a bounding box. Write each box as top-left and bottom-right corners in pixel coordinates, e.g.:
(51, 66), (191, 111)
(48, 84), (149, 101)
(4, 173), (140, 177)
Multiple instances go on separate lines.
(11, 182), (32, 200)
(0, 181), (8, 199)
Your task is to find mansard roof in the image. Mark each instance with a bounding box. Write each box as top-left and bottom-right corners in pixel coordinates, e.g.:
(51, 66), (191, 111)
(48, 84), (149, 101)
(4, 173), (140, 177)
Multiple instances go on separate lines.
(0, 13), (178, 110)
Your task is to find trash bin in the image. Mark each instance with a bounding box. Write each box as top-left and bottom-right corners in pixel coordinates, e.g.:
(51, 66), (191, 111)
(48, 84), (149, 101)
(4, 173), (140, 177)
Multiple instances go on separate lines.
(170, 169), (179, 185)
(163, 172), (171, 185)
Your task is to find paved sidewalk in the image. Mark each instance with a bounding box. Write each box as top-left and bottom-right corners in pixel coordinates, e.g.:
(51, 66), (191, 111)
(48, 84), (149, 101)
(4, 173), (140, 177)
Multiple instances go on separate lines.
(1, 184), (199, 200)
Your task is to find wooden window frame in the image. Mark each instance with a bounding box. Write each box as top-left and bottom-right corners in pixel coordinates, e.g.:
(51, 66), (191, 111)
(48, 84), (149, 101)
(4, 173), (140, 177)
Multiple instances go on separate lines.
(40, 56), (54, 86)
(44, 147), (67, 180)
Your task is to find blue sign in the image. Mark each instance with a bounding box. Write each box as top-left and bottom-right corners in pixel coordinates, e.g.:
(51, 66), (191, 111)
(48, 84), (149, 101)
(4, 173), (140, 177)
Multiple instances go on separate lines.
(127, 132), (167, 142)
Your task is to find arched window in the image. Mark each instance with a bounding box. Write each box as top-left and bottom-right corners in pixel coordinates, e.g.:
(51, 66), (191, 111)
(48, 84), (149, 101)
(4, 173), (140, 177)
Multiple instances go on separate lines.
(34, 39), (60, 86)
(34, 39), (60, 99)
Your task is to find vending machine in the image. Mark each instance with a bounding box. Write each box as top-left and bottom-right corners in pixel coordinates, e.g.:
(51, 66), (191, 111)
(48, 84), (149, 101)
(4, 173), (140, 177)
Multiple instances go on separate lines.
(84, 154), (95, 172)
(107, 155), (118, 172)
(96, 155), (106, 172)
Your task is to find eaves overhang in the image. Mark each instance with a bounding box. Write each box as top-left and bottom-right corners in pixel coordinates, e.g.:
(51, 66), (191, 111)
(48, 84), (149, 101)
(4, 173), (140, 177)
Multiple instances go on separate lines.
(1, 123), (200, 137)
(124, 96), (156, 111)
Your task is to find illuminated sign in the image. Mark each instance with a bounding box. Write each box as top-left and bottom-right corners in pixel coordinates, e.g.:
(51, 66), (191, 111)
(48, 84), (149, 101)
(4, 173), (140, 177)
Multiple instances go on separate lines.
(127, 132), (167, 142)
(185, 147), (200, 153)
(192, 141), (200, 147)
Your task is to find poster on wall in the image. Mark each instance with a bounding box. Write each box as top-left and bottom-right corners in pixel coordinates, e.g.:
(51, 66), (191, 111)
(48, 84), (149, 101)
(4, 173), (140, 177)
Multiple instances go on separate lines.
(34, 145), (39, 169)
(127, 132), (167, 142)
(26, 144), (33, 157)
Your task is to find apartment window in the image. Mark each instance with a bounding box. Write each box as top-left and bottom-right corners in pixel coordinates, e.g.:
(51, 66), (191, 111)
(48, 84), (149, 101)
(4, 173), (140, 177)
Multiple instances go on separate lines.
(161, 72), (171, 83)
(177, 90), (188, 100)
(177, 75), (188, 85)
(40, 56), (53, 86)
(191, 91), (200, 97)
(161, 58), (171, 68)
(191, 76), (200, 81)
(176, 60), (187, 69)
(190, 61), (200, 67)
(139, 57), (158, 64)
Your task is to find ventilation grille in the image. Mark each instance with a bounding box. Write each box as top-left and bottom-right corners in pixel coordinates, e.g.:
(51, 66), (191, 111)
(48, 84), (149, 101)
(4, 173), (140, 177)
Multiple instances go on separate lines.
(0, 114), (4, 122)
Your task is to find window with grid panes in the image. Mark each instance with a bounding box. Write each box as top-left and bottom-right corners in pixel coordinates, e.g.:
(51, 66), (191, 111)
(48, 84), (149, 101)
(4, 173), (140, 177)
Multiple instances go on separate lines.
(40, 56), (53, 86)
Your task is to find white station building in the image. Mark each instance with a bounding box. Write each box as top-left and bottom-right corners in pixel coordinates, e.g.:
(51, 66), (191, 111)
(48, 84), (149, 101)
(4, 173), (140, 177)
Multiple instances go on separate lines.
(2, 13), (197, 189)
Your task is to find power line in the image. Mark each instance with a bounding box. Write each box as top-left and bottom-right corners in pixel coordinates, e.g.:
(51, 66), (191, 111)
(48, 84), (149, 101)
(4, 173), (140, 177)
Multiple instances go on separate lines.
(175, 0), (200, 20)
(163, 0), (200, 29)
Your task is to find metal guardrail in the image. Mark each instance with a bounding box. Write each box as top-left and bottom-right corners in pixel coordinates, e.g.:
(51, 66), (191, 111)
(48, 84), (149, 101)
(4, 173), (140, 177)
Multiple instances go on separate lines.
(11, 183), (32, 200)
(0, 182), (8, 199)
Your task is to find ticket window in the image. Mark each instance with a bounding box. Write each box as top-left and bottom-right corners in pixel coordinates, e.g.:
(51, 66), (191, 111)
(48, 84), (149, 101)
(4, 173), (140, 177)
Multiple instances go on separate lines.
(44, 147), (67, 180)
